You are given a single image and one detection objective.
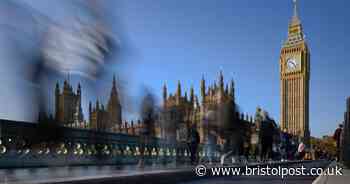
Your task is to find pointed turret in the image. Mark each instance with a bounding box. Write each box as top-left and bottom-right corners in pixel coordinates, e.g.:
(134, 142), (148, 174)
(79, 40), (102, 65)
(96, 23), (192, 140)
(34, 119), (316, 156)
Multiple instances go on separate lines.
(229, 78), (235, 99)
(108, 74), (122, 126)
(63, 80), (68, 91)
(176, 80), (182, 97)
(96, 100), (100, 110)
(111, 74), (118, 96)
(190, 85), (194, 104)
(176, 80), (182, 105)
(200, 75), (206, 100)
(77, 83), (81, 96)
(163, 83), (167, 102)
(55, 82), (60, 94)
(219, 70), (224, 91)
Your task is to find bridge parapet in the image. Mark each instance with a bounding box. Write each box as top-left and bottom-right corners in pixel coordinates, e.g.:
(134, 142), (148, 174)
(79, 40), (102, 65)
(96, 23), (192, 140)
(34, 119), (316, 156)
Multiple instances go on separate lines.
(0, 119), (220, 168)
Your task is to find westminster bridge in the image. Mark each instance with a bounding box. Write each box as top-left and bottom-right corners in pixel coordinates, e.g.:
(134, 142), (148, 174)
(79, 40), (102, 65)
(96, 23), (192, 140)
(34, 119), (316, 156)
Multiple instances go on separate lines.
(0, 119), (331, 184)
(0, 119), (221, 168)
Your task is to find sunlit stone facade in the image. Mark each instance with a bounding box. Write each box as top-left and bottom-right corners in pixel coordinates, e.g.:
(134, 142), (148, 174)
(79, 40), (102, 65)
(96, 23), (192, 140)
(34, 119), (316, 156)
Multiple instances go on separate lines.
(160, 71), (237, 144)
(55, 80), (84, 126)
(280, 1), (310, 143)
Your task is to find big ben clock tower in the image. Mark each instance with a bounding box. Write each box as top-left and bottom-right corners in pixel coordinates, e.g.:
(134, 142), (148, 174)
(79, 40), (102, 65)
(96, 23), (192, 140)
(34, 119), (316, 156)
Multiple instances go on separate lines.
(280, 0), (310, 143)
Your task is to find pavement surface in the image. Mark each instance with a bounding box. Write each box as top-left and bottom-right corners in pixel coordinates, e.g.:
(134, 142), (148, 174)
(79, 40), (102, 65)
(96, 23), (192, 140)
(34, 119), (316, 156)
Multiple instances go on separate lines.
(312, 162), (349, 184)
(324, 168), (349, 184)
(180, 175), (317, 184)
(0, 164), (194, 184)
(0, 161), (331, 184)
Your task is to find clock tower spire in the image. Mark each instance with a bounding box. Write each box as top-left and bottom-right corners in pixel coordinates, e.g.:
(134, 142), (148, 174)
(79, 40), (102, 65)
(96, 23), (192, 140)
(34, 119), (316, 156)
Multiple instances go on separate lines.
(293, 0), (298, 18)
(285, 0), (304, 47)
(280, 0), (310, 144)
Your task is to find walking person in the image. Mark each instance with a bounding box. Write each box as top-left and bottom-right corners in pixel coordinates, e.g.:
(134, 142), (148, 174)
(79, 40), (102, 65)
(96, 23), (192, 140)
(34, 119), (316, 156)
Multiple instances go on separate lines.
(297, 141), (305, 160)
(333, 124), (343, 161)
(205, 129), (217, 165)
(280, 129), (290, 161)
(188, 125), (200, 165)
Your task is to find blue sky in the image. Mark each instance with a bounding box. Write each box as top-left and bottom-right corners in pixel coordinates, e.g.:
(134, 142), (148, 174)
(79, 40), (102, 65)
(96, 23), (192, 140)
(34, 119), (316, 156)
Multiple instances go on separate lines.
(0, 0), (349, 137)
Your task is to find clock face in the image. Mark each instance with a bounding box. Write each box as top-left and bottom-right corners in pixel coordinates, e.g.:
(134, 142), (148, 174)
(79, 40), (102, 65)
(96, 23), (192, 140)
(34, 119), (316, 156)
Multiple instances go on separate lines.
(287, 58), (297, 71)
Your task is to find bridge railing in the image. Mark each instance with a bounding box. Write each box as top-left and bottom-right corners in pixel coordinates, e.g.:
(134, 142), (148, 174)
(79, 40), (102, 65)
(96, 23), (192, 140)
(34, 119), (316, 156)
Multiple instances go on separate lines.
(0, 119), (220, 168)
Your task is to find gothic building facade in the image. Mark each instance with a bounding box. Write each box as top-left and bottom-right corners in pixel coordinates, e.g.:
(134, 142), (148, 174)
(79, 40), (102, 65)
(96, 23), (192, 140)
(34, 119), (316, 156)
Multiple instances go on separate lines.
(53, 72), (267, 151)
(159, 71), (239, 144)
(89, 75), (122, 132)
(159, 81), (199, 142)
(54, 75), (122, 132)
(55, 80), (84, 127)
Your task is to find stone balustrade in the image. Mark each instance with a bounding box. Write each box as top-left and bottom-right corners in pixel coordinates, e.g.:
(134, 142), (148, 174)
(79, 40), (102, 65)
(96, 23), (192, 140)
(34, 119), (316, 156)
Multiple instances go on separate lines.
(0, 119), (220, 168)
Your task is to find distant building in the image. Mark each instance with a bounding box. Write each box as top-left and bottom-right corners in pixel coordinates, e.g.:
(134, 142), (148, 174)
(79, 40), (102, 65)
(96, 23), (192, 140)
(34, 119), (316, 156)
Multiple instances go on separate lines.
(52, 72), (260, 150)
(200, 71), (237, 143)
(89, 75), (122, 132)
(160, 71), (241, 144)
(55, 80), (84, 127)
(159, 80), (198, 142)
(53, 75), (150, 135)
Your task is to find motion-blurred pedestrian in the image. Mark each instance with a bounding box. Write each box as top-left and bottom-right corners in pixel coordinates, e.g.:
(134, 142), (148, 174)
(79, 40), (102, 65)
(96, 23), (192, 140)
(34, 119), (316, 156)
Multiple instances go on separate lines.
(333, 124), (343, 161)
(188, 125), (200, 165)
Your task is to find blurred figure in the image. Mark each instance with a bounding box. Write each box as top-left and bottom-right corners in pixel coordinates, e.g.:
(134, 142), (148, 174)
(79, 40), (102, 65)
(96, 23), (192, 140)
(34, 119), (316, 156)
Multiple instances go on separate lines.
(205, 129), (217, 164)
(188, 124), (200, 165)
(138, 90), (157, 167)
(219, 105), (242, 165)
(290, 139), (297, 160)
(297, 141), (305, 160)
(333, 124), (343, 161)
(314, 146), (321, 160)
(259, 111), (276, 161)
(0, 1), (46, 121)
(139, 91), (157, 137)
(281, 129), (290, 161)
(0, 0), (118, 123)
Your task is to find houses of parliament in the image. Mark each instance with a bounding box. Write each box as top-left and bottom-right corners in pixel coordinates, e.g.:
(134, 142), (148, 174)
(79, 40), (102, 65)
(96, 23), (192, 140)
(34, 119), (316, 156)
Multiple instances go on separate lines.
(159, 71), (238, 143)
(158, 72), (235, 142)
(54, 76), (127, 133)
(52, 71), (253, 145)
